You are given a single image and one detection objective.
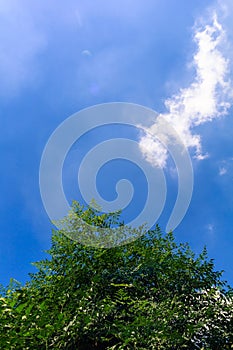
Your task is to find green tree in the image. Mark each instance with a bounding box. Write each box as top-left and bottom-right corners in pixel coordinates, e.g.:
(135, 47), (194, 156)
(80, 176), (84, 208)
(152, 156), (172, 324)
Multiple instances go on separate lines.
(0, 201), (233, 349)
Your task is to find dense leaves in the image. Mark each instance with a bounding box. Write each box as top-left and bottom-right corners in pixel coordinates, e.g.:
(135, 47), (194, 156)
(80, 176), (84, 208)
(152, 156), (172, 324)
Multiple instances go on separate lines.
(0, 202), (233, 349)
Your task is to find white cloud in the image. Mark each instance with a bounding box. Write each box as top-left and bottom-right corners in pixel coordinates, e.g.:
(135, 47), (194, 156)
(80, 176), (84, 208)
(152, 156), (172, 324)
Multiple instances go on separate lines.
(206, 223), (215, 233)
(81, 50), (92, 57)
(218, 157), (233, 176)
(139, 133), (168, 168)
(139, 12), (232, 168)
(219, 166), (227, 175)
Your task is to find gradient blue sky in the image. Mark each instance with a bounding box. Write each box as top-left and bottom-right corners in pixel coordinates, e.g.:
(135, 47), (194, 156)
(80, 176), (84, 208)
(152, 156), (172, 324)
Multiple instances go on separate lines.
(1, 0), (233, 287)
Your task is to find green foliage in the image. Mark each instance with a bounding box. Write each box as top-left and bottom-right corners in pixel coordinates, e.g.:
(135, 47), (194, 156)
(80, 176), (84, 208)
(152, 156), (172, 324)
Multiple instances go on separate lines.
(0, 201), (233, 349)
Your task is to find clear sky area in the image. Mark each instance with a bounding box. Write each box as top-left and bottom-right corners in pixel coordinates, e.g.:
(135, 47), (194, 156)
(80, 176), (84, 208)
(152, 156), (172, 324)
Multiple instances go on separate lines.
(1, 0), (233, 287)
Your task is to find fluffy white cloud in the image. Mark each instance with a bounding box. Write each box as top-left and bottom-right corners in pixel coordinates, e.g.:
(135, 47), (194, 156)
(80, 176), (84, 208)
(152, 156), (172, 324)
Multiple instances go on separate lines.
(139, 12), (232, 168)
(139, 133), (168, 168)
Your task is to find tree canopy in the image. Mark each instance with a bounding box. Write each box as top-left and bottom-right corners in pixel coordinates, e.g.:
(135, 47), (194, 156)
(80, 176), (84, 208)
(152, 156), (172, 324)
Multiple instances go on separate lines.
(0, 201), (233, 349)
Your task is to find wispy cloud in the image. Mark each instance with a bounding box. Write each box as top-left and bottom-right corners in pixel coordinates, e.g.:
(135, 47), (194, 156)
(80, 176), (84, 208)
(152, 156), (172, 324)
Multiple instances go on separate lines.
(219, 166), (227, 176)
(206, 223), (215, 233)
(218, 157), (233, 176)
(139, 12), (232, 168)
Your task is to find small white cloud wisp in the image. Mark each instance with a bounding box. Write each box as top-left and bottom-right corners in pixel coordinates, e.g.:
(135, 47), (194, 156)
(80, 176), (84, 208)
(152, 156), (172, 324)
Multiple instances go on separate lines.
(219, 166), (227, 176)
(139, 13), (232, 168)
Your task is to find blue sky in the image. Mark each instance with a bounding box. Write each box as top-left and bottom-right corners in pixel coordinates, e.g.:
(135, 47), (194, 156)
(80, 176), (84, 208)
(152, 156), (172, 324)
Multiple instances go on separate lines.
(1, 0), (233, 287)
